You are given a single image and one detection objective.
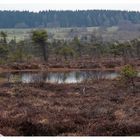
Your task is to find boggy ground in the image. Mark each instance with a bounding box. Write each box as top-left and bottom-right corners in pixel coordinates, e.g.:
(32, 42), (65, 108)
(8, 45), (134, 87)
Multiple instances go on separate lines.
(0, 78), (140, 136)
(0, 58), (140, 72)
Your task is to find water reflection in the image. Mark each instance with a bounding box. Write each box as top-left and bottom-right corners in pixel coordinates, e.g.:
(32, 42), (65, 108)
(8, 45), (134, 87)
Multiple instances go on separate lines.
(3, 70), (119, 84)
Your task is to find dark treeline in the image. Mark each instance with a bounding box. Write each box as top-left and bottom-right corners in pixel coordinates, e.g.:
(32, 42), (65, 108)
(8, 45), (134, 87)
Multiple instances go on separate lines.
(0, 10), (140, 28)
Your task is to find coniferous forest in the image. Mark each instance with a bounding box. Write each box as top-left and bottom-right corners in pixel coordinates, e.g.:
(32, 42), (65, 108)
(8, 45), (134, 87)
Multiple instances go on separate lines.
(0, 10), (140, 28)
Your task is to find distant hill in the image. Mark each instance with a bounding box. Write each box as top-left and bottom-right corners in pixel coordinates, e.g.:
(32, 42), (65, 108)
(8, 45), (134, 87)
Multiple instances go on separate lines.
(0, 10), (140, 28)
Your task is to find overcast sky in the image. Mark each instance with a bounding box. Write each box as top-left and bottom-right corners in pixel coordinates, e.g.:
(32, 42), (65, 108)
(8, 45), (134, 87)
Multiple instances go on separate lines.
(0, 0), (140, 12)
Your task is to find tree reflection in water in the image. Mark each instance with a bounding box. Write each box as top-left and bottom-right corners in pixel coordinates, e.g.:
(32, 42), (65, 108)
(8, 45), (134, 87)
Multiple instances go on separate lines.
(5, 70), (119, 84)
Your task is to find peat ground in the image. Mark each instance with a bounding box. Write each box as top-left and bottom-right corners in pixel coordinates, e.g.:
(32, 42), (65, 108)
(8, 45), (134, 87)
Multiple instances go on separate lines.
(0, 78), (139, 136)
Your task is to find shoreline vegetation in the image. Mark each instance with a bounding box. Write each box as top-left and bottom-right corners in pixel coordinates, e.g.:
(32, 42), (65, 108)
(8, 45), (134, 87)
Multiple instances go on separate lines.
(0, 58), (139, 72)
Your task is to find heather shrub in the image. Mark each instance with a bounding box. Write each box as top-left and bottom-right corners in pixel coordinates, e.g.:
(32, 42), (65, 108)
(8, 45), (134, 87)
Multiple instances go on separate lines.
(120, 64), (138, 89)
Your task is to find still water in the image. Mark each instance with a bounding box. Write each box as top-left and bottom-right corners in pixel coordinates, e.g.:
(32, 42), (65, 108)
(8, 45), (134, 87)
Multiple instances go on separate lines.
(0, 70), (119, 84)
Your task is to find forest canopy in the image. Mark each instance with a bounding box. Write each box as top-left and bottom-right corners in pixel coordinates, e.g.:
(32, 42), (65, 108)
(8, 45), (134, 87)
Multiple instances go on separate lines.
(0, 10), (140, 28)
